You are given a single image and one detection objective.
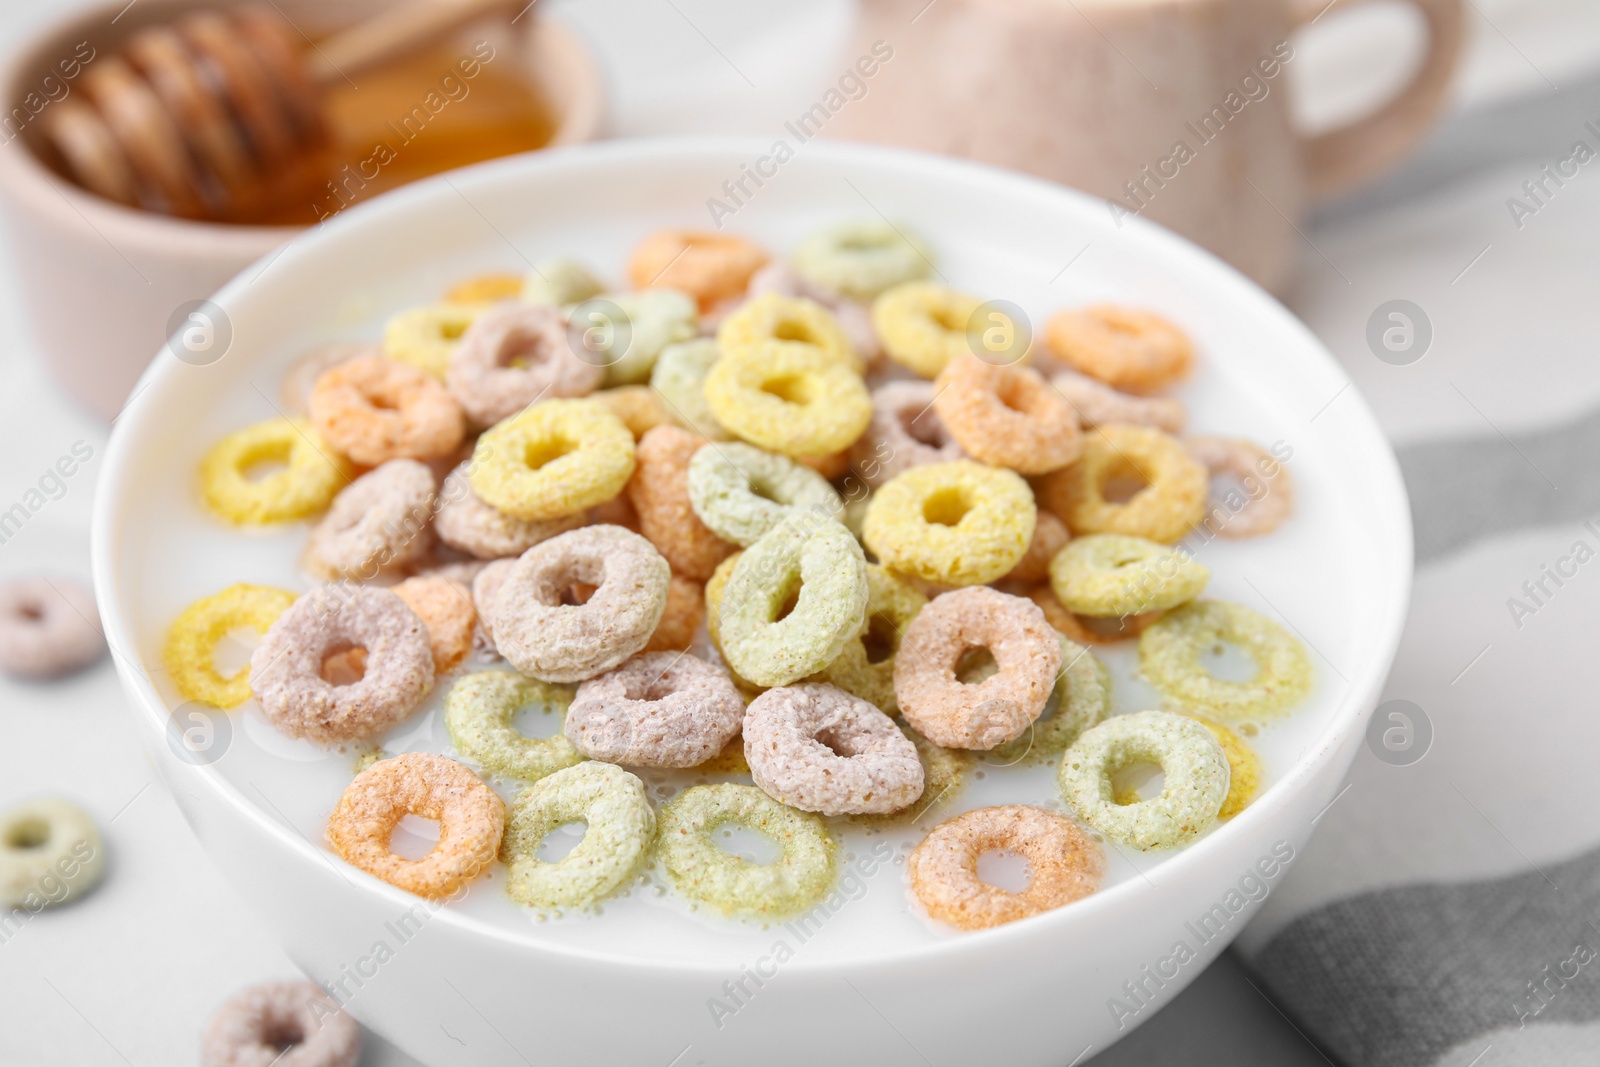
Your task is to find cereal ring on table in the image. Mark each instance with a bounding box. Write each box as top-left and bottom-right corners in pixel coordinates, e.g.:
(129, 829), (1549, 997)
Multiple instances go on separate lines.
(909, 805), (1102, 930)
(302, 460), (437, 580)
(1036, 424), (1207, 544)
(1049, 533), (1209, 617)
(791, 220), (932, 300)
(872, 281), (988, 379)
(934, 355), (1081, 474)
(1050, 368), (1186, 434)
(445, 670), (581, 782)
(200, 981), (359, 1067)
(249, 586), (434, 744)
(435, 463), (585, 560)
(989, 637), (1110, 765)
(523, 258), (604, 307)
(391, 575), (475, 673)
(704, 344), (871, 458)
(382, 302), (486, 378)
(0, 798), (105, 908)
(650, 338), (729, 440)
(717, 293), (859, 370)
(596, 386), (670, 441)
(744, 682), (923, 815)
(447, 302), (604, 427)
(567, 651), (743, 767)
(308, 354), (465, 465)
(164, 583), (296, 708)
(1186, 435), (1293, 538)
(849, 380), (964, 489)
(595, 289), (699, 387)
(1001, 511), (1069, 585)
(445, 270), (523, 304)
(657, 783), (837, 919)
(811, 564), (926, 714)
(718, 516), (868, 688)
(1045, 304), (1194, 393)
(894, 586), (1061, 750)
(862, 461), (1035, 587)
(1024, 583), (1163, 645)
(1058, 710), (1229, 850)
(628, 229), (769, 309)
(326, 752), (504, 898)
(199, 417), (349, 525)
(643, 574), (704, 653)
(686, 440), (842, 549)
(0, 577), (105, 681)
(1138, 600), (1313, 721)
(280, 341), (378, 414)
(628, 426), (736, 579)
(494, 525), (671, 683)
(501, 761), (655, 910)
(468, 399), (636, 521)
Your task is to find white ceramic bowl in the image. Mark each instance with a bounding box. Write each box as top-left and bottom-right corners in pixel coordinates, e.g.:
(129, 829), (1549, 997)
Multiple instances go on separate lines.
(92, 138), (1411, 1066)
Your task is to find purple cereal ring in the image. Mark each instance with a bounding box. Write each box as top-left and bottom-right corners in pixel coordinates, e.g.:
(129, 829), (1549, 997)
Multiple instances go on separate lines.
(743, 682), (923, 815)
(849, 380), (964, 488)
(566, 651), (743, 767)
(0, 577), (105, 680)
(1050, 368), (1186, 434)
(446, 302), (603, 427)
(471, 558), (515, 652)
(302, 459), (435, 581)
(249, 586), (435, 744)
(435, 462), (585, 560)
(200, 980), (359, 1067)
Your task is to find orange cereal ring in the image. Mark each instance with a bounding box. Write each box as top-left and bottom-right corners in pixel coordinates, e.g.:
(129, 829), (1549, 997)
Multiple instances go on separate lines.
(644, 574), (705, 653)
(391, 575), (476, 673)
(1002, 510), (1069, 585)
(1035, 424), (1207, 544)
(280, 342), (380, 415)
(797, 449), (852, 481)
(308, 354), (465, 466)
(446, 271), (524, 304)
(596, 385), (671, 441)
(627, 229), (769, 309)
(933, 355), (1082, 474)
(626, 425), (736, 581)
(326, 752), (504, 899)
(1045, 304), (1194, 393)
(1023, 583), (1163, 644)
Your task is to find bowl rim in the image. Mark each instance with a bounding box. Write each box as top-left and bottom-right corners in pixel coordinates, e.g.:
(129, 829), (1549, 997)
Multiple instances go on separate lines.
(91, 134), (1414, 975)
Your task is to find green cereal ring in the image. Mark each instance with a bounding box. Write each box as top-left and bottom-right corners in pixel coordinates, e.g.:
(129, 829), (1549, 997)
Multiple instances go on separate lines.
(703, 343), (872, 458)
(650, 338), (730, 440)
(523, 258), (605, 307)
(444, 670), (583, 783)
(1138, 600), (1313, 722)
(791, 220), (932, 300)
(862, 460), (1035, 587)
(812, 564), (927, 714)
(199, 417), (350, 525)
(871, 281), (985, 379)
(596, 289), (699, 386)
(718, 515), (868, 688)
(990, 637), (1111, 765)
(686, 441), (842, 547)
(383, 302), (487, 377)
(164, 583), (298, 709)
(657, 783), (836, 918)
(468, 398), (635, 521)
(0, 798), (105, 908)
(717, 293), (860, 370)
(1058, 710), (1229, 850)
(501, 761), (655, 910)
(1048, 534), (1209, 617)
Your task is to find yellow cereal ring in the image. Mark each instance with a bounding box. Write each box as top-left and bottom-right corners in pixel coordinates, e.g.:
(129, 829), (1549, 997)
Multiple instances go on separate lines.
(703, 344), (870, 457)
(468, 399), (635, 521)
(703, 550), (763, 694)
(445, 272), (523, 304)
(872, 281), (989, 379)
(164, 583), (297, 708)
(1036, 424), (1207, 544)
(863, 460), (1035, 586)
(717, 293), (860, 371)
(810, 564), (927, 714)
(382, 302), (488, 378)
(199, 417), (349, 525)
(1193, 716), (1260, 819)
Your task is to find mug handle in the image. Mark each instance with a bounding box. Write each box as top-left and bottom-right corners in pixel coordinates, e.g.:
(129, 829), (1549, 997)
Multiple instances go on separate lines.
(1292, 0), (1467, 199)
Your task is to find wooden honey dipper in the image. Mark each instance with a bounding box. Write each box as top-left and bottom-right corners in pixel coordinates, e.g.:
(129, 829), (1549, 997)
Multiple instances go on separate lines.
(41, 0), (521, 222)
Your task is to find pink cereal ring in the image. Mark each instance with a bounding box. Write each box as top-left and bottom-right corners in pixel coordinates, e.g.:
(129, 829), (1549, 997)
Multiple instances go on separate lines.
(566, 651), (744, 767)
(200, 980), (360, 1067)
(301, 459), (436, 581)
(1050, 368), (1186, 434)
(849, 380), (964, 488)
(1186, 435), (1294, 538)
(0, 577), (106, 680)
(470, 558), (516, 653)
(435, 462), (585, 561)
(307, 353), (465, 465)
(1001, 510), (1069, 585)
(446, 302), (603, 427)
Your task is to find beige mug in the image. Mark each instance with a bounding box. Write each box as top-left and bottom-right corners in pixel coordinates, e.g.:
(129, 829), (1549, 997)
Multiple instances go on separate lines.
(833, 0), (1465, 291)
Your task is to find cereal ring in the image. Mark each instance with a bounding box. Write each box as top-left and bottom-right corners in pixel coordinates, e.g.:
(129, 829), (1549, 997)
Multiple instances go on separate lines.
(872, 281), (987, 378)
(811, 564), (926, 714)
(862, 461), (1035, 587)
(1138, 600), (1313, 721)
(468, 399), (636, 521)
(894, 586), (1060, 750)
(644, 574), (704, 653)
(280, 341), (378, 414)
(989, 637), (1110, 765)
(1058, 710), (1229, 849)
(650, 338), (729, 440)
(165, 583), (296, 708)
(1035, 424), (1207, 544)
(523, 258), (604, 307)
(849, 380), (964, 489)
(1050, 368), (1186, 434)
(744, 682), (923, 815)
(832, 299), (883, 368)
(447, 302), (604, 427)
(1186, 435), (1293, 538)
(249, 586), (435, 744)
(1045, 304), (1194, 393)
(701, 550), (754, 684)
(470, 559), (515, 651)
(717, 293), (859, 370)
(0, 577), (105, 681)
(302, 460), (436, 580)
(934, 355), (1081, 474)
(1048, 534), (1209, 617)
(567, 651), (743, 767)
(595, 289), (699, 386)
(686, 441), (842, 549)
(391, 575), (475, 673)
(494, 525), (671, 682)
(1001, 511), (1069, 585)
(501, 761), (655, 910)
(1194, 717), (1260, 819)
(326, 752), (504, 898)
(200, 981), (359, 1067)
(704, 344), (871, 458)
(435, 462), (585, 560)
(446, 271), (523, 304)
(0, 798), (105, 908)
(382, 302), (485, 378)
(657, 783), (836, 919)
(717, 515), (868, 688)
(444, 670), (582, 782)
(791, 220), (932, 300)
(627, 426), (737, 579)
(1025, 583), (1164, 645)
(199, 417), (349, 525)
(908, 805), (1102, 931)
(596, 385), (671, 440)
(308, 354), (465, 466)
(628, 229), (769, 309)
